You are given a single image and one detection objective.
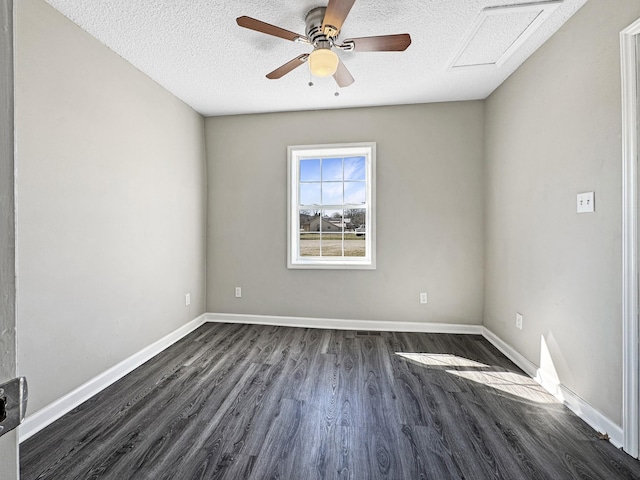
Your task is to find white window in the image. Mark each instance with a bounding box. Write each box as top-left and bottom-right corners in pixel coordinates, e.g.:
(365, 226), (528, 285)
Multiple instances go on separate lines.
(288, 143), (376, 269)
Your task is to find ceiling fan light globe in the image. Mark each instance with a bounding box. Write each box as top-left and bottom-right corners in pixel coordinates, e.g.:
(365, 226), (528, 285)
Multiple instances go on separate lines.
(309, 48), (339, 77)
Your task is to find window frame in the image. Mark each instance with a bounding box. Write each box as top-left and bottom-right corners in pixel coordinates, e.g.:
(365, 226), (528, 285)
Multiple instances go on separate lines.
(287, 142), (376, 270)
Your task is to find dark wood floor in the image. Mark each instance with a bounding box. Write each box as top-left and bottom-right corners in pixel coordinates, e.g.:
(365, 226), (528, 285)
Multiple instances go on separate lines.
(20, 323), (640, 479)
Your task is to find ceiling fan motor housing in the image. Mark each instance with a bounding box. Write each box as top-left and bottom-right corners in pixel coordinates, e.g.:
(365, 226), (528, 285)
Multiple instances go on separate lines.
(306, 7), (333, 50)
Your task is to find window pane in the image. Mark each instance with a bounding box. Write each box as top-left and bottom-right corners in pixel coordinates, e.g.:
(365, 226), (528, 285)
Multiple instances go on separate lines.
(300, 159), (321, 182)
(344, 156), (366, 180)
(344, 182), (366, 205)
(323, 210), (344, 231)
(345, 208), (366, 257)
(345, 208), (366, 230)
(299, 231), (320, 256)
(300, 183), (321, 205)
(299, 211), (319, 231)
(320, 210), (343, 257)
(322, 182), (343, 205)
(322, 157), (343, 181)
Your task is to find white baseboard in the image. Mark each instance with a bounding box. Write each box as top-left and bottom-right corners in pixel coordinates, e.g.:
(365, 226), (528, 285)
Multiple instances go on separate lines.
(206, 312), (484, 335)
(481, 327), (540, 378)
(482, 327), (623, 448)
(19, 314), (207, 443)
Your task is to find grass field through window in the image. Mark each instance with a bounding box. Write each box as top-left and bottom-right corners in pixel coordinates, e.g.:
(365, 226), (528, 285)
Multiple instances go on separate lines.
(300, 232), (365, 257)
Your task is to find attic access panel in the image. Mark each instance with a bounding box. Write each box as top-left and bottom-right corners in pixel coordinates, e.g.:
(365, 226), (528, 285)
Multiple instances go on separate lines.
(449, 1), (562, 70)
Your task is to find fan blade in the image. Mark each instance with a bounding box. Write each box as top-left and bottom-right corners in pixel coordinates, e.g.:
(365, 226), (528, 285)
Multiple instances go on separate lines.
(236, 16), (305, 42)
(266, 54), (309, 79)
(345, 34), (412, 52)
(333, 58), (354, 87)
(322, 0), (356, 37)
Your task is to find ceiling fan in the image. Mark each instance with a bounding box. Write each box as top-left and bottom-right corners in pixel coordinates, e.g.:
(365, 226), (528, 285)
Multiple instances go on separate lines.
(236, 0), (412, 88)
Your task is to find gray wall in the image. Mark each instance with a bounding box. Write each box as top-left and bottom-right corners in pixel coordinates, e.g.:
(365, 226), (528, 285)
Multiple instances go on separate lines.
(15, 0), (207, 413)
(1, 0), (18, 477)
(484, 0), (640, 424)
(206, 102), (485, 324)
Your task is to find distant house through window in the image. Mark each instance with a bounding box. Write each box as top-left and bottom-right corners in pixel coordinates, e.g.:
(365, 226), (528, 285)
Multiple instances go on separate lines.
(288, 143), (376, 269)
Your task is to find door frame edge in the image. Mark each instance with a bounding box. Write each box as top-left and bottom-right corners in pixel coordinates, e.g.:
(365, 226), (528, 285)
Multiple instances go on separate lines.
(621, 17), (640, 459)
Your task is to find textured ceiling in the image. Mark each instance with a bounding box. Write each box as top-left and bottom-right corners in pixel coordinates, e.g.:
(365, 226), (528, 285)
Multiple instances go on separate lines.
(43, 0), (588, 117)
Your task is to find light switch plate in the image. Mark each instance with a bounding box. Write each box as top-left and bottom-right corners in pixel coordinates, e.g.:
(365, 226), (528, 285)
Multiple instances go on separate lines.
(577, 192), (595, 213)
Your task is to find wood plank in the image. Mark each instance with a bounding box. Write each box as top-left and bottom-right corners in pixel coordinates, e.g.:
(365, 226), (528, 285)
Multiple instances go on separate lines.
(398, 424), (465, 479)
(246, 398), (304, 479)
(358, 337), (405, 478)
(334, 335), (364, 428)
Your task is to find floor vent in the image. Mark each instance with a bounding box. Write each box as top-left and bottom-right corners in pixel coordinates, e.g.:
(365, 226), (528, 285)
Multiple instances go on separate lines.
(356, 331), (382, 337)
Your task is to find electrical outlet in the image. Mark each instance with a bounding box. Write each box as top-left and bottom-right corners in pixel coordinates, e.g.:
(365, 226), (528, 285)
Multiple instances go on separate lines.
(420, 292), (428, 304)
(235, 287), (242, 298)
(515, 313), (523, 330)
(185, 293), (191, 306)
(577, 192), (595, 213)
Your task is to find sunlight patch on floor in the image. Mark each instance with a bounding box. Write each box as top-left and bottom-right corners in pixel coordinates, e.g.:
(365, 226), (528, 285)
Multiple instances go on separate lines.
(395, 352), (488, 368)
(396, 352), (558, 404)
(448, 369), (557, 403)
